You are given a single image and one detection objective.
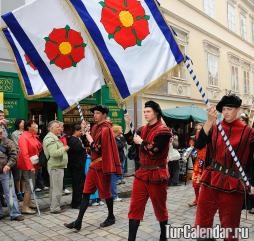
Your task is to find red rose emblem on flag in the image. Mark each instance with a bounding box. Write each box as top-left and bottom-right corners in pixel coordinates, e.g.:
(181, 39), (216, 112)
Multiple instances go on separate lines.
(44, 25), (86, 69)
(24, 54), (37, 71)
(100, 0), (150, 49)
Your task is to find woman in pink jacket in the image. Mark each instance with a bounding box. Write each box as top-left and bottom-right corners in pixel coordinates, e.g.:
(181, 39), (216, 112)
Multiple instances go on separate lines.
(18, 120), (42, 214)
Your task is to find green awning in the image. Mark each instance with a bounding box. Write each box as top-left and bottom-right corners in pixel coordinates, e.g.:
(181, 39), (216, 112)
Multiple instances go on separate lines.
(162, 105), (207, 122)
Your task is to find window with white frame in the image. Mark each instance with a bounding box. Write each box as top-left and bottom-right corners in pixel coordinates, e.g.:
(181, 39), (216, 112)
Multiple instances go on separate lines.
(172, 44), (186, 80)
(240, 13), (247, 40)
(231, 65), (239, 92)
(204, 41), (219, 87)
(207, 53), (218, 86)
(228, 3), (236, 32)
(171, 26), (188, 81)
(203, 0), (215, 17)
(243, 70), (250, 94)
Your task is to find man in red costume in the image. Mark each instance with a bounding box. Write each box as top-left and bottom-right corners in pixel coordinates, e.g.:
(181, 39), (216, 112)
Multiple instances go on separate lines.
(124, 101), (172, 241)
(64, 105), (122, 231)
(195, 94), (254, 241)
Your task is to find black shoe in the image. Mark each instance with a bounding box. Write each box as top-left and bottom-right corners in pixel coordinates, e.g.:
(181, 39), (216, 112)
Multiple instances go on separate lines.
(100, 216), (115, 227)
(17, 192), (24, 202)
(64, 221), (81, 231)
(11, 215), (24, 221)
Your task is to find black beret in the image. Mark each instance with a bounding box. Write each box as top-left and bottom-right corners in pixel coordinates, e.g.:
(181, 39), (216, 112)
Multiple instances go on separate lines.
(216, 94), (242, 112)
(90, 105), (109, 114)
(144, 100), (162, 116)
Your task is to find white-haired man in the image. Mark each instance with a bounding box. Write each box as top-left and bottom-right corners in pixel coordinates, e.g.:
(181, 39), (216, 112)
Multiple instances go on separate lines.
(43, 120), (69, 214)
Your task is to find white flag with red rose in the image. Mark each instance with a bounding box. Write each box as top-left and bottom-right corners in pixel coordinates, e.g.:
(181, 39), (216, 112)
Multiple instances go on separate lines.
(1, 0), (104, 110)
(1, 28), (49, 99)
(69, 0), (184, 101)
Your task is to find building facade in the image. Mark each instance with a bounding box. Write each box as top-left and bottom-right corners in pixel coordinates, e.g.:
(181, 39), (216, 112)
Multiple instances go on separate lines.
(134, 0), (254, 126)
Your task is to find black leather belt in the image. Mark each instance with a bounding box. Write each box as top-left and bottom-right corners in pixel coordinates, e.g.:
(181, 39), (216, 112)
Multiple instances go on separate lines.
(210, 160), (240, 179)
(140, 165), (165, 170)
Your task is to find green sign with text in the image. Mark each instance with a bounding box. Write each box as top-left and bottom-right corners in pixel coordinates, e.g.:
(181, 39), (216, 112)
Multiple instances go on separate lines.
(0, 72), (27, 132)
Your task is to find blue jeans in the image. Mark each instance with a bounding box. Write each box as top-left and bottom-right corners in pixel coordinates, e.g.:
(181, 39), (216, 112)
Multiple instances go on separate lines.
(119, 159), (126, 181)
(0, 172), (21, 219)
(111, 174), (118, 199)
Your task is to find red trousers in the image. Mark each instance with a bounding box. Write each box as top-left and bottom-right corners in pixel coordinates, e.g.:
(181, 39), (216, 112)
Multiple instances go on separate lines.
(128, 177), (168, 222)
(195, 185), (244, 241)
(83, 166), (111, 199)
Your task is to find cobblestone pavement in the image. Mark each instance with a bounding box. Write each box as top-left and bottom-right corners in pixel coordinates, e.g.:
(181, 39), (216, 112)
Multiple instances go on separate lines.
(0, 177), (253, 241)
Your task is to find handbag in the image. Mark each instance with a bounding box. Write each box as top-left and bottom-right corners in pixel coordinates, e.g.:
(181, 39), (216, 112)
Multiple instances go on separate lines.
(30, 155), (39, 165)
(168, 147), (180, 162)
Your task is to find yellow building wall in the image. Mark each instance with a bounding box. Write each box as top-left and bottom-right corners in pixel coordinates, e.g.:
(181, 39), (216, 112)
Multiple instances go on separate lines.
(139, 0), (254, 125)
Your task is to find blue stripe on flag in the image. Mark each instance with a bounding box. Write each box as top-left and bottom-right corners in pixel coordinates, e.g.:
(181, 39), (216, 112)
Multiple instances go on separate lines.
(2, 28), (34, 95)
(70, 0), (131, 99)
(145, 0), (184, 64)
(2, 12), (70, 110)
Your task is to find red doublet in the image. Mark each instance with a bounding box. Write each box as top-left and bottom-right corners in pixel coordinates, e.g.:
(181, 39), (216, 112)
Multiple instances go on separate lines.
(83, 121), (121, 198)
(195, 119), (254, 241)
(128, 120), (171, 222)
(200, 119), (254, 192)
